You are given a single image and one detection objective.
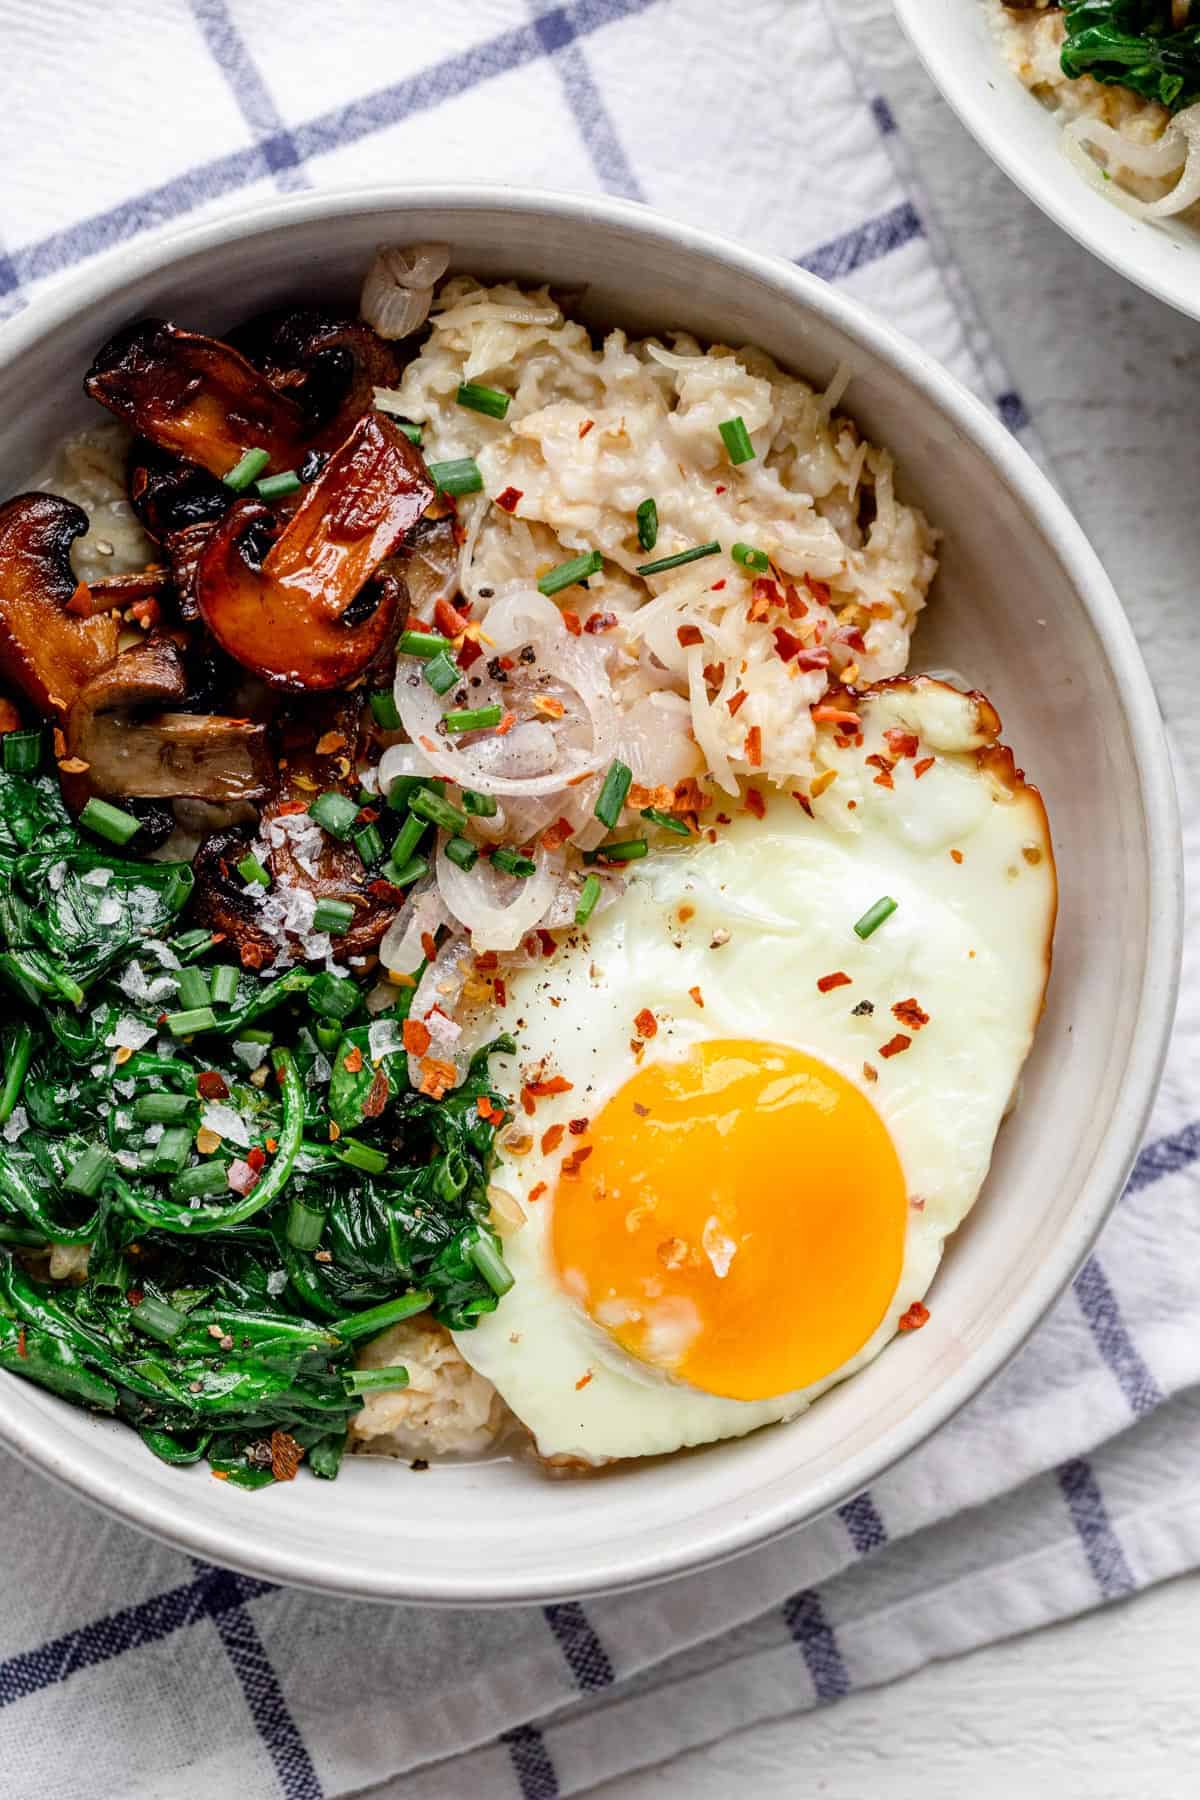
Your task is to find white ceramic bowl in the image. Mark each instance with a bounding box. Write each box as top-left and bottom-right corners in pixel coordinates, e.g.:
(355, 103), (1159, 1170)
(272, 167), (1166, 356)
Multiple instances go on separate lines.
(895, 0), (1200, 322)
(0, 187), (1181, 1603)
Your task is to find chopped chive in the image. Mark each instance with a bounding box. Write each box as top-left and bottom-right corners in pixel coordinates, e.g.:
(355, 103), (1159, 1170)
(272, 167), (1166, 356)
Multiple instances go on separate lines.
(462, 788), (498, 818)
(455, 382), (511, 420)
(170, 1161), (230, 1201)
(386, 774), (444, 813)
(64, 1143), (111, 1198)
(594, 759), (632, 829)
(731, 542), (770, 573)
(444, 703), (502, 735)
(314, 1020), (342, 1055)
(637, 540), (721, 578)
(537, 551), (603, 597)
(174, 966), (211, 1012)
(343, 1365), (411, 1395)
(641, 806), (690, 836)
(172, 927), (218, 963)
(423, 650), (459, 696)
(390, 812), (428, 867)
(636, 497), (658, 552)
(719, 417), (755, 464)
(380, 856), (429, 889)
(468, 1231), (514, 1297)
(353, 822), (384, 867)
(427, 457), (484, 496)
(237, 852), (271, 888)
(587, 838), (648, 864)
(335, 1136), (389, 1174)
(574, 873), (602, 927)
(166, 1007), (218, 1037)
(143, 1126), (192, 1175)
(334, 1289), (434, 1342)
(853, 896), (898, 941)
(312, 899), (355, 937)
(286, 1197), (325, 1251)
(0, 1021), (32, 1127)
(491, 847), (536, 878)
(2, 727), (42, 773)
(236, 1027), (274, 1045)
(129, 1292), (186, 1343)
(398, 630), (453, 659)
(369, 689), (401, 730)
(78, 796), (141, 846)
(409, 786), (468, 835)
(223, 447), (270, 491)
(133, 1092), (193, 1124)
(395, 421), (423, 445)
(307, 971), (360, 1021)
(210, 964), (239, 1008)
(444, 835), (478, 871)
(308, 790), (360, 840)
(255, 469), (302, 500)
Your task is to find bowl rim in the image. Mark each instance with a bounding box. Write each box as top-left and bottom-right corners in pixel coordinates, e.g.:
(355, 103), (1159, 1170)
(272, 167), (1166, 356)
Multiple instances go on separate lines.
(0, 182), (1182, 1604)
(892, 0), (1200, 325)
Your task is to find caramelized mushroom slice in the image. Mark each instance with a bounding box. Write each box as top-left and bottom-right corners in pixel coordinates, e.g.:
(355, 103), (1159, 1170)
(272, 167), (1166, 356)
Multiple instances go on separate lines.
(191, 827), (278, 970)
(0, 493), (118, 717)
(229, 309), (399, 436)
(64, 634), (272, 802)
(195, 414), (431, 690)
(86, 319), (313, 479)
(127, 439), (233, 540)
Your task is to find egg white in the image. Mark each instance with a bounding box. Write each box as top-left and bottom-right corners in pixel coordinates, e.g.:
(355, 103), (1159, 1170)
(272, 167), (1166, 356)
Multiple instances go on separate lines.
(453, 680), (1056, 1462)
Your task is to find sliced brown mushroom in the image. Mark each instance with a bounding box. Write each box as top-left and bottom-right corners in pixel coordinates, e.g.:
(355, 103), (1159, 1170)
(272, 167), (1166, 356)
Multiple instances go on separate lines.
(86, 319), (314, 479)
(229, 308), (399, 436)
(63, 634), (273, 803)
(194, 414), (432, 690)
(127, 439), (234, 541)
(0, 493), (119, 717)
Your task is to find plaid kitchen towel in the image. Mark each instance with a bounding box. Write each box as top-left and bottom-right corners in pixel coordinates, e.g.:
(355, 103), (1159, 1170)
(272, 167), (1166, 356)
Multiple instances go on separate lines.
(0, 2), (1197, 1796)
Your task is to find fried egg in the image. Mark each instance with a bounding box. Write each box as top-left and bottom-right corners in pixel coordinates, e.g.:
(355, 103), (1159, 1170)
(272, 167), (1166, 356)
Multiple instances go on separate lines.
(453, 679), (1056, 1462)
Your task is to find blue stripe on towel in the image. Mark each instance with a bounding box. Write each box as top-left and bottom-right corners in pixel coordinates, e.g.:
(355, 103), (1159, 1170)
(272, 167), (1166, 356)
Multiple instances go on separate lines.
(1057, 1458), (1136, 1598)
(796, 200), (924, 283)
(783, 1588), (852, 1702)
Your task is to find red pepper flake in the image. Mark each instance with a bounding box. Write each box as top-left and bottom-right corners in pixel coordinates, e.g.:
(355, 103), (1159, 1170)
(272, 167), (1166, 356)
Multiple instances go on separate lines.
(402, 1018), (431, 1056)
(817, 971), (852, 994)
(129, 597), (161, 631)
(568, 1117), (589, 1135)
(578, 418), (595, 439)
(270, 1429), (304, 1482)
(950, 849), (963, 865)
(783, 583), (808, 619)
(561, 1145), (594, 1178)
(802, 574), (832, 606)
(913, 756), (935, 779)
(898, 1301), (930, 1332)
(884, 728), (919, 760)
(196, 1070), (229, 1101)
(435, 596), (471, 637)
(342, 1045), (364, 1074)
(575, 1370), (594, 1390)
(878, 1033), (912, 1059)
(540, 817), (574, 853)
(812, 704), (860, 727)
(536, 929), (558, 958)
(494, 485), (524, 513)
(744, 725), (762, 767)
(533, 695), (565, 720)
(265, 1138), (278, 1153)
(16, 1326), (27, 1360)
(703, 661), (725, 688)
(419, 1057), (458, 1100)
(494, 976), (508, 1007)
(710, 578), (726, 592)
(794, 792), (814, 819)
(688, 985), (704, 1008)
(634, 1007), (657, 1039)
(561, 609), (582, 637)
(892, 997), (930, 1031)
(529, 1181), (548, 1203)
(362, 1069), (389, 1119)
(521, 1089), (536, 1117)
(247, 1145), (267, 1173)
(495, 711), (516, 736)
(838, 625), (867, 653)
(873, 768), (894, 790)
(477, 1096), (496, 1121)
(420, 931), (438, 962)
(676, 624), (704, 647)
(541, 1123), (566, 1153)
(527, 1075), (574, 1097)
(715, 484), (727, 495)
(475, 951), (499, 971)
(584, 611), (618, 634)
(727, 689), (748, 716)
(744, 787), (765, 820)
(772, 626), (803, 662)
(457, 637), (484, 670)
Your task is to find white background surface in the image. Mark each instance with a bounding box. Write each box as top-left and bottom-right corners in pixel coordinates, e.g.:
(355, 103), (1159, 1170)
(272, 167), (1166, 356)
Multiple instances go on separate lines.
(600, 8), (1200, 1792)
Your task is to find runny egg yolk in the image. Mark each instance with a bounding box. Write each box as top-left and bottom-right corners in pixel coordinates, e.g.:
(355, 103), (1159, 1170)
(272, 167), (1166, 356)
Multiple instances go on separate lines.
(550, 1039), (907, 1402)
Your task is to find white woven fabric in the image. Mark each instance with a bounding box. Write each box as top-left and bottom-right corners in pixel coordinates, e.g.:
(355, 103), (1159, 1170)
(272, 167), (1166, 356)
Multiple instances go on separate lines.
(0, 4), (1196, 1796)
